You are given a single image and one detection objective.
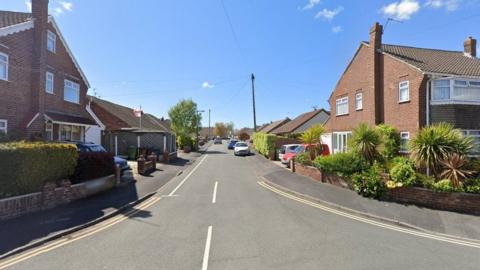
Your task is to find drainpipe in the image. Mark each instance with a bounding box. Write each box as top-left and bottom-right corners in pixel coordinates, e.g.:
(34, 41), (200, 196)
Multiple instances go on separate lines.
(425, 76), (432, 176)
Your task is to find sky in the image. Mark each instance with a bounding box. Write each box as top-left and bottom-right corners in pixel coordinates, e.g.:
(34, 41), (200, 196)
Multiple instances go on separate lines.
(3, 0), (480, 129)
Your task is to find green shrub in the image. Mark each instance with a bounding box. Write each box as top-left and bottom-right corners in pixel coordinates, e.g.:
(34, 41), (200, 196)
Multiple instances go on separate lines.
(432, 179), (461, 192)
(349, 123), (381, 163)
(352, 162), (386, 198)
(295, 152), (312, 166)
(0, 142), (78, 198)
(253, 132), (278, 157)
(376, 124), (400, 160)
(313, 152), (369, 177)
(464, 178), (480, 194)
(389, 157), (416, 187)
(416, 173), (436, 189)
(178, 135), (193, 149)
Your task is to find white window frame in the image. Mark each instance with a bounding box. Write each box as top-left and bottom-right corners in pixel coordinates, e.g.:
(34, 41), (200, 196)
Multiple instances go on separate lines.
(399, 81), (410, 103)
(332, 131), (352, 154)
(355, 92), (363, 110)
(47, 30), (56, 53)
(0, 119), (7, 134)
(46, 71), (54, 94)
(336, 97), (349, 116)
(0, 52), (8, 81)
(400, 132), (410, 153)
(431, 78), (480, 105)
(64, 79), (80, 104)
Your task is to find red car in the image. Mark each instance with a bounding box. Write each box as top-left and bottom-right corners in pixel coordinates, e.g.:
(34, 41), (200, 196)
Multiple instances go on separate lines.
(281, 144), (330, 166)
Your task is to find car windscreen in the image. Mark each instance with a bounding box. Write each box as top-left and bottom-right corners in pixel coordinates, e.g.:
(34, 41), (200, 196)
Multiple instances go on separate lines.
(87, 145), (107, 152)
(295, 146), (305, 153)
(286, 145), (299, 153)
(235, 143), (247, 147)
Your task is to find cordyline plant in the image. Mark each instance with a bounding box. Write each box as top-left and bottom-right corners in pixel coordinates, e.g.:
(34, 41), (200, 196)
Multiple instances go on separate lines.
(409, 123), (473, 177)
(349, 123), (381, 163)
(300, 124), (324, 160)
(439, 153), (474, 188)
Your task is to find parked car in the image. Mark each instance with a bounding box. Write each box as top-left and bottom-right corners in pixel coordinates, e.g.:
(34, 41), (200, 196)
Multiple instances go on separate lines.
(281, 144), (330, 167)
(234, 142), (250, 156)
(214, 138), (222, 144)
(75, 142), (130, 172)
(227, 140), (238, 149)
(278, 144), (301, 160)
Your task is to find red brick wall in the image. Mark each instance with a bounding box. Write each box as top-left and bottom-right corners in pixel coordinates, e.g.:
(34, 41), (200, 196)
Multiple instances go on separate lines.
(295, 163), (323, 182)
(0, 29), (35, 137)
(325, 43), (426, 135)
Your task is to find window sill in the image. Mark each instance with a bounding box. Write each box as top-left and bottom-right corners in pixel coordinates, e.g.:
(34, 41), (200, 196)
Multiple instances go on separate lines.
(399, 100), (410, 104)
(356, 108), (363, 111)
(46, 91), (55, 95)
(336, 114), (349, 117)
(64, 100), (80, 105)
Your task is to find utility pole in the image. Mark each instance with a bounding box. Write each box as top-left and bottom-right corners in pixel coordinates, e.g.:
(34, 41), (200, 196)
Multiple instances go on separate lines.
(251, 73), (257, 132)
(208, 109), (211, 140)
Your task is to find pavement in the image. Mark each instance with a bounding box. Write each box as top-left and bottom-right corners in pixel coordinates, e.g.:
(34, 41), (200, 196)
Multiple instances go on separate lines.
(1, 142), (479, 270)
(0, 149), (204, 257)
(260, 155), (480, 241)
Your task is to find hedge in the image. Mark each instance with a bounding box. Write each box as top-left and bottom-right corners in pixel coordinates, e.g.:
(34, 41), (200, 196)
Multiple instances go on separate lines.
(253, 132), (277, 157)
(0, 142), (78, 198)
(71, 152), (115, 184)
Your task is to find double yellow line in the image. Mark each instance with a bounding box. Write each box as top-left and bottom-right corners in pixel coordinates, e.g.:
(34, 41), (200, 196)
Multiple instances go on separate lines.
(0, 196), (161, 269)
(258, 181), (480, 249)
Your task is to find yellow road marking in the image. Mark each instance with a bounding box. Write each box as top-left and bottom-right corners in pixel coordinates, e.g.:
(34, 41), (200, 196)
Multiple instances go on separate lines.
(257, 181), (480, 249)
(0, 196), (161, 269)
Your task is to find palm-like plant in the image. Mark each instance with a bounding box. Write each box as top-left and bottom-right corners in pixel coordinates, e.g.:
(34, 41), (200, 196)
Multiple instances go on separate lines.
(300, 124), (324, 160)
(349, 123), (381, 163)
(410, 123), (474, 176)
(439, 153), (474, 188)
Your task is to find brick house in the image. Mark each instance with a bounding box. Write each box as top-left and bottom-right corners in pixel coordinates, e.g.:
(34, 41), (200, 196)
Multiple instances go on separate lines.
(324, 22), (480, 154)
(272, 109), (329, 136)
(0, 0), (97, 141)
(86, 96), (176, 157)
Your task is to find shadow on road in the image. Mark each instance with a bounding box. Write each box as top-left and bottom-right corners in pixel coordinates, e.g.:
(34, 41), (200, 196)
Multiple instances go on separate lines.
(204, 150), (227, 155)
(0, 182), (141, 256)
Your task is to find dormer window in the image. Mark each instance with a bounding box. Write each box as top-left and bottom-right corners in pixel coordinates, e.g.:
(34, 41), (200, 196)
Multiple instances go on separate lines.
(47, 30), (56, 53)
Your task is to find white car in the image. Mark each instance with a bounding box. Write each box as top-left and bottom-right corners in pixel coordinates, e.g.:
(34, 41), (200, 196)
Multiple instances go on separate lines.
(278, 144), (301, 160)
(234, 142), (250, 156)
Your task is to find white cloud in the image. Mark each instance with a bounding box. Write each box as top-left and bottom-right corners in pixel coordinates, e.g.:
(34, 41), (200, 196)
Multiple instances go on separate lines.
(52, 7), (64, 16)
(25, 1), (32, 12)
(303, 0), (321, 10)
(315, 6), (344, 21)
(202, 81), (215, 89)
(382, 0), (420, 20)
(331, 25), (343, 33)
(59, 1), (74, 12)
(425, 0), (460, 11)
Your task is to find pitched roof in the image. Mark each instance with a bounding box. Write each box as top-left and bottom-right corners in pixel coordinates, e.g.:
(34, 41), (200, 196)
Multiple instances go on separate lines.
(364, 42), (480, 77)
(0, 11), (31, 28)
(90, 97), (168, 133)
(272, 109), (329, 135)
(259, 118), (291, 134)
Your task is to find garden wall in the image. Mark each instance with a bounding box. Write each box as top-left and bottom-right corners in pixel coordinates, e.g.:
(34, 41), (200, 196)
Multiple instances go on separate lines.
(383, 187), (480, 215)
(293, 163), (480, 215)
(0, 175), (116, 221)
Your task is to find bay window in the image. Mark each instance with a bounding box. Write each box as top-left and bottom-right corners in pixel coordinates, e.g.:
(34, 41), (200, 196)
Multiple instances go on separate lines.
(336, 97), (349, 116)
(432, 78), (480, 104)
(332, 132), (351, 153)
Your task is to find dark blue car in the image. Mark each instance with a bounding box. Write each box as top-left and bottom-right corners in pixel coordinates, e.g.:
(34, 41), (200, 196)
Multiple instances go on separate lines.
(227, 140), (238, 150)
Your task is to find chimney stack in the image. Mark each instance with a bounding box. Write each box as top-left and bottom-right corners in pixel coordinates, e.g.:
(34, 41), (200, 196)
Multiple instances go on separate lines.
(370, 22), (383, 51)
(464, 36), (477, 58)
(32, 0), (49, 24)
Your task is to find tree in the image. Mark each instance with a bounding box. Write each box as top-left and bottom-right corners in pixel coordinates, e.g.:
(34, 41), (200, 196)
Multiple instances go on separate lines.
(214, 122), (228, 138)
(410, 123), (473, 176)
(168, 99), (201, 148)
(376, 124), (400, 161)
(226, 122), (234, 137)
(349, 123), (381, 163)
(300, 124), (324, 160)
(238, 132), (250, 141)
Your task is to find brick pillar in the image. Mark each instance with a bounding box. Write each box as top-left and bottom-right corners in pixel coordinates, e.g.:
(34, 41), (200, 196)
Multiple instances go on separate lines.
(148, 153), (157, 170)
(137, 155), (146, 175)
(60, 179), (72, 203)
(290, 159), (295, 173)
(41, 182), (57, 209)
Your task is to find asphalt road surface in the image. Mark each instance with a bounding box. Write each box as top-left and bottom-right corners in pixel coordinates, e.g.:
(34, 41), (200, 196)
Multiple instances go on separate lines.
(3, 142), (480, 269)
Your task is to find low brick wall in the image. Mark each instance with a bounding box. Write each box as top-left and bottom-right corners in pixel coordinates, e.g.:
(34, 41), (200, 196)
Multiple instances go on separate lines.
(0, 175), (115, 221)
(384, 187), (480, 215)
(295, 164), (322, 182)
(294, 163), (350, 188)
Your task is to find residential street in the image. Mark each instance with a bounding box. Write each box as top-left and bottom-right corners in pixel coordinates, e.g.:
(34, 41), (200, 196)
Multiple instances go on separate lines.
(3, 142), (480, 270)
